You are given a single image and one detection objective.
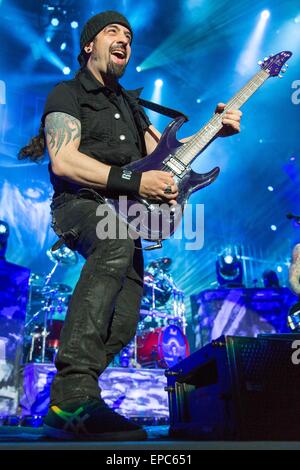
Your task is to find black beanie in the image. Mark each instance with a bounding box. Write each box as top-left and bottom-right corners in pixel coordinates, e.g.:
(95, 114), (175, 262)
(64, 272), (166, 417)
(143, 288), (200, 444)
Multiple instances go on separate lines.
(78, 10), (133, 65)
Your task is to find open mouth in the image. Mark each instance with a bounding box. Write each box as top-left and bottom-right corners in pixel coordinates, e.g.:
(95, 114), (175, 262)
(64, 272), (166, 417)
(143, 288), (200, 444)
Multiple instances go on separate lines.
(111, 49), (127, 64)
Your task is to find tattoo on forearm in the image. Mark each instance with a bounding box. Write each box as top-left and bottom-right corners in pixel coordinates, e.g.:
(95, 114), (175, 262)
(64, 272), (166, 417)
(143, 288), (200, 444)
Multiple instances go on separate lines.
(45, 112), (81, 155)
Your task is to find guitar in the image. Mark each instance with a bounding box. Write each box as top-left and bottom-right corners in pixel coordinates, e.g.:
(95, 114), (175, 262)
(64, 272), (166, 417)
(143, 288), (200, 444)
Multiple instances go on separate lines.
(106, 51), (292, 244)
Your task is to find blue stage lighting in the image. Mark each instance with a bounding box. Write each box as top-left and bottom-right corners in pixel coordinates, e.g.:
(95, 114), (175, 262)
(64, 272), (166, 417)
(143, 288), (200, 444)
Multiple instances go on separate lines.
(196, 98), (202, 104)
(224, 255), (234, 264)
(71, 21), (79, 29)
(63, 67), (71, 75)
(0, 222), (9, 237)
(136, 66), (142, 72)
(236, 8), (270, 77)
(267, 186), (274, 192)
(216, 247), (243, 287)
(261, 10), (270, 20)
(155, 79), (163, 87)
(60, 42), (67, 51)
(46, 36), (52, 43)
(51, 18), (59, 27)
(271, 225), (277, 231)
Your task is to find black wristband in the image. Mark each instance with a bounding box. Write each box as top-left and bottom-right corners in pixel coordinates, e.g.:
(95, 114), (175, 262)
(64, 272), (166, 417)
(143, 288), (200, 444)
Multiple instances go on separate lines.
(106, 166), (142, 195)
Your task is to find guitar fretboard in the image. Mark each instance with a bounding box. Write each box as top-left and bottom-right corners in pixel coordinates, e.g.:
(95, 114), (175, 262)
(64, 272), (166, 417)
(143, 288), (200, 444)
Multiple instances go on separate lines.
(177, 69), (270, 166)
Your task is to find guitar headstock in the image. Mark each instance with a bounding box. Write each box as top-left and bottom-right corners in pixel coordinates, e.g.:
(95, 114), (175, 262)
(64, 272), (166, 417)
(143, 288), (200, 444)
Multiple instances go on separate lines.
(259, 51), (292, 77)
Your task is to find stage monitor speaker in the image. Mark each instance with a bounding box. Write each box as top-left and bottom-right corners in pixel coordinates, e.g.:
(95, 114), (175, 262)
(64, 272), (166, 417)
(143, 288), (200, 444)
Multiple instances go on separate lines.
(165, 334), (300, 440)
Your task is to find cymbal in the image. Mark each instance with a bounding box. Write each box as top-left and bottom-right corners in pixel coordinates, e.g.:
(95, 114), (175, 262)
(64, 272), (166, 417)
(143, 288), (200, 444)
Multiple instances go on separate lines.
(31, 283), (72, 297)
(29, 272), (44, 286)
(47, 246), (78, 266)
(146, 257), (172, 272)
(49, 283), (72, 293)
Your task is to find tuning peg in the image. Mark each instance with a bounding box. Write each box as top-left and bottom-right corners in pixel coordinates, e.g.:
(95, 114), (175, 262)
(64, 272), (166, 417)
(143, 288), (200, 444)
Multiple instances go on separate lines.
(281, 68), (286, 73)
(269, 54), (274, 57)
(278, 74), (283, 78)
(258, 60), (263, 65)
(264, 57), (268, 61)
(285, 63), (289, 68)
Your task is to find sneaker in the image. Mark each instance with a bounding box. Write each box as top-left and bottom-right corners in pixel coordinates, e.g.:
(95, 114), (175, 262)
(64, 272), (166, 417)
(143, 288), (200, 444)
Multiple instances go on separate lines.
(43, 397), (147, 441)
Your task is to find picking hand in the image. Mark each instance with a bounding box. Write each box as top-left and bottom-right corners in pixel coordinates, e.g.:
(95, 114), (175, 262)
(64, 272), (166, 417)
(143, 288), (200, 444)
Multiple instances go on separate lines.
(139, 170), (178, 205)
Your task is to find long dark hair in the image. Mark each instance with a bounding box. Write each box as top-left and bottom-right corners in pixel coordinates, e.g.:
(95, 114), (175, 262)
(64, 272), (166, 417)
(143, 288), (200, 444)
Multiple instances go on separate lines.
(18, 123), (46, 163)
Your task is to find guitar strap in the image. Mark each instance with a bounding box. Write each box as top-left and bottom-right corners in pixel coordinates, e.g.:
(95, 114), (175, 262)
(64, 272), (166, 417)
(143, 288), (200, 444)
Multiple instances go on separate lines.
(137, 98), (188, 121)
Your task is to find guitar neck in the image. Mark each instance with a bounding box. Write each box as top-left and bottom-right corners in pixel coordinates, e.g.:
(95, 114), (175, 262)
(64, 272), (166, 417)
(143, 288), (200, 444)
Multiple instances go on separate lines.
(178, 69), (270, 166)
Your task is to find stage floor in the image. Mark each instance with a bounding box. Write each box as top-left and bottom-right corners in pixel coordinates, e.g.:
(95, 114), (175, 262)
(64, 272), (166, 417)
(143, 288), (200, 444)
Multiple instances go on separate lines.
(0, 425), (300, 450)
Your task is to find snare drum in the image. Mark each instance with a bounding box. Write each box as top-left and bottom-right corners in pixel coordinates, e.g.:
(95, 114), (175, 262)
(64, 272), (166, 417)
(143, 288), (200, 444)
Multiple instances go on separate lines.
(137, 325), (190, 368)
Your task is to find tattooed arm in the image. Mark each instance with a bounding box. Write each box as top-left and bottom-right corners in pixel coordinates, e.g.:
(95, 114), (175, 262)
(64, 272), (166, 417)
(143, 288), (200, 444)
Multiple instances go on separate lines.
(45, 112), (110, 189)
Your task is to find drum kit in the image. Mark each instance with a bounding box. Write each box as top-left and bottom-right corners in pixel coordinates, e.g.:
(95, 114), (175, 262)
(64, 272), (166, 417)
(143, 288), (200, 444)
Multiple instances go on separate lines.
(24, 246), (78, 364)
(25, 251), (190, 368)
(119, 257), (190, 369)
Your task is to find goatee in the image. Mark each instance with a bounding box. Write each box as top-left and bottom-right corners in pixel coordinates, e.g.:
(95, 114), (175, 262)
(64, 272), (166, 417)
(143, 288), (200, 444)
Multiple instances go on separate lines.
(107, 60), (127, 79)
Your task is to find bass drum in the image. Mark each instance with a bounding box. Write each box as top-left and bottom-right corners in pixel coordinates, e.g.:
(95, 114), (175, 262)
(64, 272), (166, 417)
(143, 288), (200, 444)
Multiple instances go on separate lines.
(137, 325), (190, 368)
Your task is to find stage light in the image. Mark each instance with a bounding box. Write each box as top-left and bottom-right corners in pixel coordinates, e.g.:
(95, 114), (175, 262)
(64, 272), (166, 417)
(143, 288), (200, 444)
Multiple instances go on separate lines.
(51, 18), (59, 27)
(60, 42), (67, 51)
(46, 36), (52, 43)
(136, 66), (142, 72)
(295, 15), (300, 24)
(2, 8), (65, 73)
(148, 78), (164, 126)
(224, 255), (234, 264)
(267, 186), (274, 192)
(271, 225), (277, 231)
(0, 220), (9, 259)
(236, 9), (270, 77)
(71, 21), (78, 29)
(196, 98), (202, 104)
(0, 221), (9, 238)
(261, 10), (270, 20)
(155, 79), (163, 87)
(63, 67), (71, 75)
(216, 247), (243, 288)
(277, 266), (283, 273)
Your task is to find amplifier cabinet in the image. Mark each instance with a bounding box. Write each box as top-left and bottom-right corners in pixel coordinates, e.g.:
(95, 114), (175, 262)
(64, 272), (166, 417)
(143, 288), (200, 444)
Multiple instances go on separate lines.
(166, 334), (300, 440)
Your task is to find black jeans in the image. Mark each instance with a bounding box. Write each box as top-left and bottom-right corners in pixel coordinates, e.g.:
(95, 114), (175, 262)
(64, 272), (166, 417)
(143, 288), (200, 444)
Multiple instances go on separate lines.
(49, 190), (144, 405)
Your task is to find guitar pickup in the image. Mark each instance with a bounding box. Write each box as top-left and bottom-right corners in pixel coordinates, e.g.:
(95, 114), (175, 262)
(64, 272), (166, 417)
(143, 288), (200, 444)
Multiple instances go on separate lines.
(165, 157), (186, 175)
